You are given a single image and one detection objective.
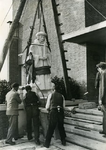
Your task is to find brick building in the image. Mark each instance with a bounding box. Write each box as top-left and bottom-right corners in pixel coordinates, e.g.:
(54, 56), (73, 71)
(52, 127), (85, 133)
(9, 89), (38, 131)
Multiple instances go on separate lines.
(8, 0), (106, 102)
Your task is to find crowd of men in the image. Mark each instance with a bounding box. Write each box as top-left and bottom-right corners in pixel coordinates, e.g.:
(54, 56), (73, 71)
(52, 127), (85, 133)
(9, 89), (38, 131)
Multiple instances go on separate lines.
(5, 82), (66, 148)
(4, 61), (106, 148)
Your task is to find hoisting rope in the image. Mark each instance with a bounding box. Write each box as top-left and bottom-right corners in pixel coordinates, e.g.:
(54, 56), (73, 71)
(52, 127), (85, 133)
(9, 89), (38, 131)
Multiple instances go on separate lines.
(40, 0), (51, 52)
(25, 0), (42, 62)
(85, 0), (106, 20)
(22, 0), (49, 99)
(18, 0), (52, 99)
(0, 1), (15, 27)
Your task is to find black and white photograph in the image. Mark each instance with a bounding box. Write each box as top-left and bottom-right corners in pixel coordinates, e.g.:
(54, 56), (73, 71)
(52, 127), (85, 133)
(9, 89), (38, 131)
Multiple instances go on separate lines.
(0, 0), (106, 149)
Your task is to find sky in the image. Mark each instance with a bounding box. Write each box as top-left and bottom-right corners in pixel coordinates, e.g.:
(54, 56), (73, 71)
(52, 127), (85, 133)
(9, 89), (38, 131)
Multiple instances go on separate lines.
(0, 0), (12, 80)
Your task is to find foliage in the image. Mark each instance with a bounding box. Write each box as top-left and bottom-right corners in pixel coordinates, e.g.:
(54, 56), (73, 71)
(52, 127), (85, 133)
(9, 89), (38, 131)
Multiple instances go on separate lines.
(0, 80), (11, 104)
(68, 77), (81, 99)
(51, 76), (81, 99)
(51, 76), (67, 98)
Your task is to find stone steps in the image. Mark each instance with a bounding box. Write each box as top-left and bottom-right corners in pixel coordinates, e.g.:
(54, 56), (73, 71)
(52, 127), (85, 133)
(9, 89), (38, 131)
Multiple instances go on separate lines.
(64, 107), (106, 150)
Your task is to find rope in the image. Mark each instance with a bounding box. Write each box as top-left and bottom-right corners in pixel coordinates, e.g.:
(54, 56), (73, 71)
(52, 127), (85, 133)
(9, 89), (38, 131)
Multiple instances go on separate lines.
(40, 0), (51, 52)
(85, 0), (106, 20)
(25, 0), (41, 61)
(34, 81), (45, 100)
(18, 0), (41, 57)
(0, 1), (14, 26)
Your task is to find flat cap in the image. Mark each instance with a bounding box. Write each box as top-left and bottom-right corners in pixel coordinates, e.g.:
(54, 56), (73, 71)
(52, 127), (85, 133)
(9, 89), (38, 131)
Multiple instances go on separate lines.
(36, 31), (46, 37)
(11, 82), (19, 88)
(96, 62), (106, 69)
(25, 85), (32, 91)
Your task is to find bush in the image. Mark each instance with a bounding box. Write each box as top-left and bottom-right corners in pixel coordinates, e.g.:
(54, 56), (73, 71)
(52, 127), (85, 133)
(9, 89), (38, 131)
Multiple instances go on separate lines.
(51, 76), (67, 98)
(51, 76), (81, 99)
(0, 80), (11, 104)
(68, 77), (81, 99)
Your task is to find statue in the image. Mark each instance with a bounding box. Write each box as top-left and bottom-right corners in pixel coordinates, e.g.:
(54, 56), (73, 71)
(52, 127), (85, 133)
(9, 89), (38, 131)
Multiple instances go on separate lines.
(25, 31), (51, 93)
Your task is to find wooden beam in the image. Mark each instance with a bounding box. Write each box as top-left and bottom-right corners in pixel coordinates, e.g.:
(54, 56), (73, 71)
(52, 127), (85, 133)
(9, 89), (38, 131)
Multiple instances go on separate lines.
(65, 124), (106, 143)
(0, 0), (27, 71)
(66, 133), (106, 150)
(64, 118), (102, 131)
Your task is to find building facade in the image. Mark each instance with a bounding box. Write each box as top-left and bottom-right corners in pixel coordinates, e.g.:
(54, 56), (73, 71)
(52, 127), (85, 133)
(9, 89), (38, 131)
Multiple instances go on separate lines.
(8, 0), (106, 102)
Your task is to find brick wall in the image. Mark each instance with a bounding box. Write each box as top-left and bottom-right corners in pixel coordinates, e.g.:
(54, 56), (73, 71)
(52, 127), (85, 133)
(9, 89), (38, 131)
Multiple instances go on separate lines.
(58, 0), (87, 96)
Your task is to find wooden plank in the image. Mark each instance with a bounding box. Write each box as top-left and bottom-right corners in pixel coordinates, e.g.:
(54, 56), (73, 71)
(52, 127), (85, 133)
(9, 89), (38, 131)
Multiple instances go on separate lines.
(65, 100), (88, 106)
(66, 107), (103, 116)
(66, 133), (106, 150)
(54, 141), (89, 150)
(66, 117), (102, 125)
(64, 118), (102, 131)
(0, 0), (27, 71)
(65, 124), (106, 143)
(69, 113), (102, 122)
(75, 108), (103, 116)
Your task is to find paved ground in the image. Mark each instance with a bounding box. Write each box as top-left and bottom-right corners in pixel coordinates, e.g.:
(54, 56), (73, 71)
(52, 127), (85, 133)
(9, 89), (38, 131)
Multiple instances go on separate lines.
(0, 135), (63, 150)
(0, 135), (90, 150)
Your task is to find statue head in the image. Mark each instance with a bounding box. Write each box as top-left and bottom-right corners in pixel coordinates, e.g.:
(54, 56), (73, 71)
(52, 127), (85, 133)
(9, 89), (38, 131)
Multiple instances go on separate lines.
(35, 31), (47, 44)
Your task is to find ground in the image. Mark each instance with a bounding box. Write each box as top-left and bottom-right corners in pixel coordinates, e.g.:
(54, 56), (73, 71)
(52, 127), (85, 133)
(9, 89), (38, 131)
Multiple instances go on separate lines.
(0, 135), (64, 150)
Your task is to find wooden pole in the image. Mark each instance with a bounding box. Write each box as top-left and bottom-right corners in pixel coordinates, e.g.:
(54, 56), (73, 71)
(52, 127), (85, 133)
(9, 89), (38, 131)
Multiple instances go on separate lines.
(0, 0), (27, 71)
(51, 0), (72, 99)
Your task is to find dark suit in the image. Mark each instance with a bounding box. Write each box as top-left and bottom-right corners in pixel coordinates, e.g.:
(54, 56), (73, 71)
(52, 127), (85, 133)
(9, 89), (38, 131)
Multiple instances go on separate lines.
(44, 91), (66, 148)
(99, 70), (106, 134)
(24, 91), (40, 141)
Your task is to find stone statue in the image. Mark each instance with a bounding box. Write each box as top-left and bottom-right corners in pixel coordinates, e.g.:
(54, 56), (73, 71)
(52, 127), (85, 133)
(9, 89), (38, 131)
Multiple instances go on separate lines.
(26, 31), (51, 93)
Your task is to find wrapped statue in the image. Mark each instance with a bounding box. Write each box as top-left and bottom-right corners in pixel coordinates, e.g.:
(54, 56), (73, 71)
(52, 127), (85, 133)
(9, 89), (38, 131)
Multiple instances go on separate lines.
(25, 31), (51, 92)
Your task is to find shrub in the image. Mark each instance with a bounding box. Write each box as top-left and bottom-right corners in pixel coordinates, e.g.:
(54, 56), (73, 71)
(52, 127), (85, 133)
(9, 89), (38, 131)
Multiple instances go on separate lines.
(51, 76), (81, 99)
(0, 80), (11, 104)
(51, 76), (67, 98)
(68, 77), (81, 99)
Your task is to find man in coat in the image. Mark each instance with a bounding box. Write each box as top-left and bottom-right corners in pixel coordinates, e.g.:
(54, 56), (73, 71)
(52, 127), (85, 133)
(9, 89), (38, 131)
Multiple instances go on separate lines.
(23, 85), (40, 145)
(96, 62), (106, 137)
(5, 82), (22, 145)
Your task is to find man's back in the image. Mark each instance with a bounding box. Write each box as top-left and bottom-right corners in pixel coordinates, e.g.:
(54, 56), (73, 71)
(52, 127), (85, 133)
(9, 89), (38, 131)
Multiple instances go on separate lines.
(6, 89), (21, 115)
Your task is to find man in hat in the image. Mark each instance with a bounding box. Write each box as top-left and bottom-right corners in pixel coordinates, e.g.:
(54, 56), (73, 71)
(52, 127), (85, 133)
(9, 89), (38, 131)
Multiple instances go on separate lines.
(96, 62), (106, 137)
(5, 83), (22, 145)
(26, 31), (51, 95)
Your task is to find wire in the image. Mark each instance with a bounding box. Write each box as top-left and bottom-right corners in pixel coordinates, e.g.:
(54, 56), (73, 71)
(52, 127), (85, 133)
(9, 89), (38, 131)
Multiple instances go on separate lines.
(85, 0), (106, 20)
(1, 1), (14, 26)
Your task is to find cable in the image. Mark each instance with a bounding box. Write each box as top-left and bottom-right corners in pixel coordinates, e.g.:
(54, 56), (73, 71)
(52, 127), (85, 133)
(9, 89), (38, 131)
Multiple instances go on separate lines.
(1, 1), (14, 26)
(86, 0), (106, 20)
(40, 0), (51, 52)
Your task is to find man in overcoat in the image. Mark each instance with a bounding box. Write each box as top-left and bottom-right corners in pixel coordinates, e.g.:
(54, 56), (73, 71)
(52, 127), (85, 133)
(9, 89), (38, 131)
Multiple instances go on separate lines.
(5, 83), (22, 145)
(97, 62), (106, 137)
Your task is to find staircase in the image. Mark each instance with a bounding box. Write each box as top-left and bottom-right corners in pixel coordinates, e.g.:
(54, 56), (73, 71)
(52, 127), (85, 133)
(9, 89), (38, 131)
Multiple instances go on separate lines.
(63, 107), (106, 150)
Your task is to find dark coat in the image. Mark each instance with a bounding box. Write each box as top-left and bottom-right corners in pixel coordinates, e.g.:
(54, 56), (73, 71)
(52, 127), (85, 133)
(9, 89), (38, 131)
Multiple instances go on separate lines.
(24, 91), (39, 116)
(99, 70), (106, 105)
